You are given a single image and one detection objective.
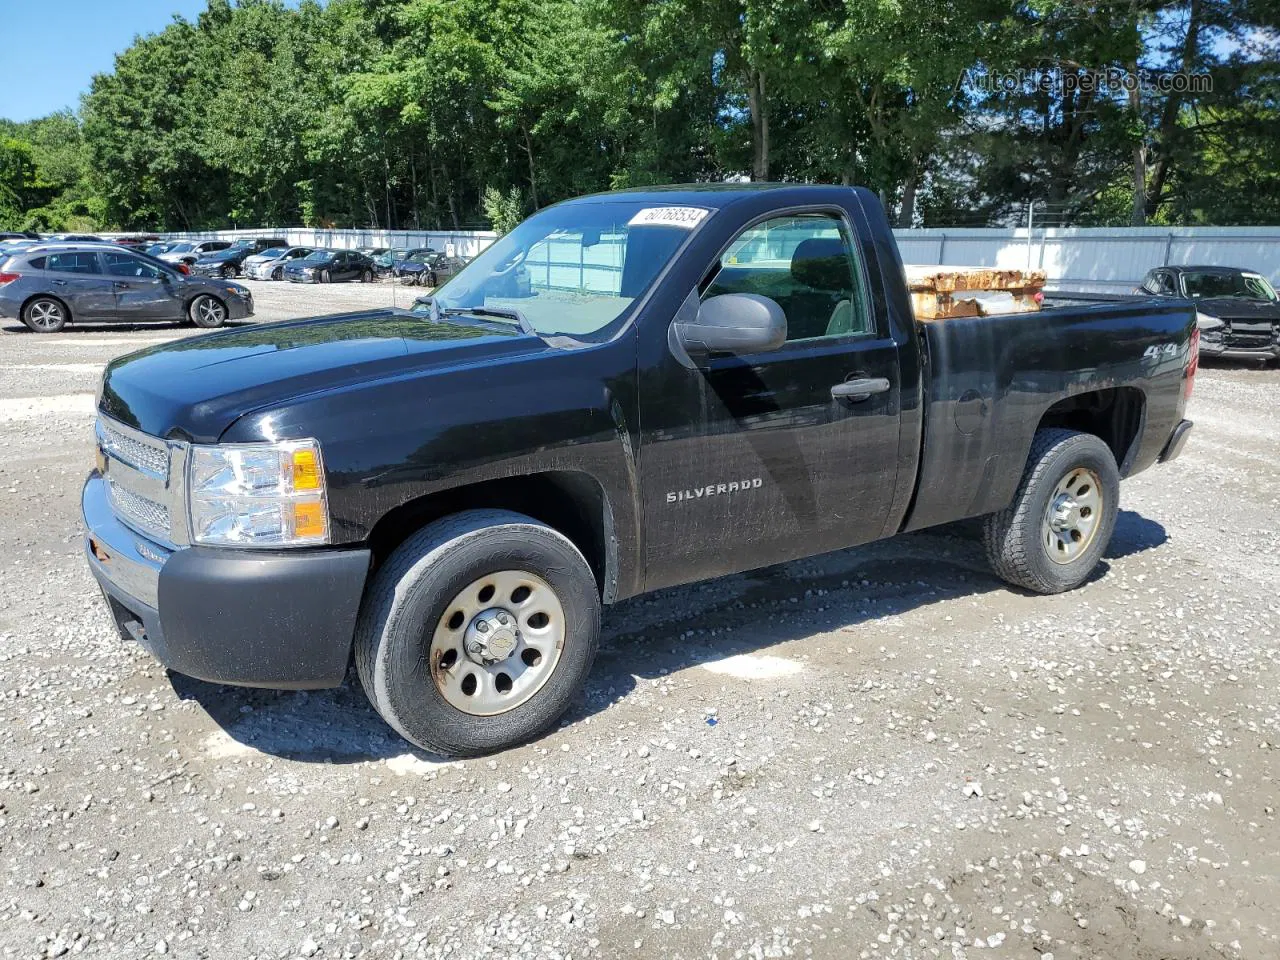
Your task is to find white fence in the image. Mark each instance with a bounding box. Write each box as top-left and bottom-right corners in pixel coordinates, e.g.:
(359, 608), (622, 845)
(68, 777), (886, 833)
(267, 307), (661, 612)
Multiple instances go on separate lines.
(155, 227), (498, 259)
(893, 226), (1280, 293)
(139, 224), (1280, 294)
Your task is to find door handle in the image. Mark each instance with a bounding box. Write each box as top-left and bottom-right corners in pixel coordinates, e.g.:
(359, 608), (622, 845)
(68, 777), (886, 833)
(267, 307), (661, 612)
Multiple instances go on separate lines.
(50, 279), (67, 286)
(831, 377), (891, 401)
(113, 281), (131, 289)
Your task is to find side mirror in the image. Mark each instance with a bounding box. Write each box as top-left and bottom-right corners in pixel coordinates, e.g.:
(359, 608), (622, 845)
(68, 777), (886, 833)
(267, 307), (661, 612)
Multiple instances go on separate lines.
(672, 293), (787, 363)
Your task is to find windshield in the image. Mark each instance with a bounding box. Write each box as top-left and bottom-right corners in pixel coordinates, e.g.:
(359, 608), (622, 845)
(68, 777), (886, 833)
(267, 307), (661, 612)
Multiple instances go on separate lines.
(408, 251), (434, 264)
(259, 247), (286, 258)
(1181, 271), (1278, 302)
(432, 200), (708, 337)
(303, 250), (332, 262)
(168, 242), (196, 253)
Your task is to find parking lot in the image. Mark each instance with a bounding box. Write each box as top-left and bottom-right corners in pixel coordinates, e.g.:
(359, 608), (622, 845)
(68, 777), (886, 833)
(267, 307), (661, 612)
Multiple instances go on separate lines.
(1, 285), (1278, 959)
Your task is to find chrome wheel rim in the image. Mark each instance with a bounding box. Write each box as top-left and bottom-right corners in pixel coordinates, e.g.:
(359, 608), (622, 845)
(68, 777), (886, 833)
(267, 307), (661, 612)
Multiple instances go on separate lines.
(28, 301), (64, 330)
(1044, 467), (1102, 563)
(196, 297), (226, 325)
(430, 570), (565, 716)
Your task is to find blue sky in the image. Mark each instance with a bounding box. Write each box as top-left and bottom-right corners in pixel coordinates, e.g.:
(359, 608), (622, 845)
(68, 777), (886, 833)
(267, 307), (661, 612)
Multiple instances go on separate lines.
(2, 0), (210, 122)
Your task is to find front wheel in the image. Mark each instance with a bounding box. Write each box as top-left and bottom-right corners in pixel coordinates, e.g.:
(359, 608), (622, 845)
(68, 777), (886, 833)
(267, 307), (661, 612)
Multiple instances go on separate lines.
(272, 267), (283, 281)
(221, 265), (237, 279)
(319, 269), (331, 284)
(361, 269), (373, 283)
(355, 509), (601, 757)
(189, 294), (228, 329)
(982, 428), (1120, 594)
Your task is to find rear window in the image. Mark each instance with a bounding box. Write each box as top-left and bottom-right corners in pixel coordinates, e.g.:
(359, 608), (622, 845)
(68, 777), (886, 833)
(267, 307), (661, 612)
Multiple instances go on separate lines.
(45, 252), (100, 274)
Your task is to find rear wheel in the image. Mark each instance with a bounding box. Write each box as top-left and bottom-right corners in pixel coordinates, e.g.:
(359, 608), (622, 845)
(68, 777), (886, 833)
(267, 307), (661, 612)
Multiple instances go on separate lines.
(355, 509), (601, 757)
(361, 269), (373, 283)
(319, 269), (331, 284)
(982, 428), (1119, 594)
(189, 294), (228, 329)
(220, 265), (237, 279)
(22, 296), (67, 333)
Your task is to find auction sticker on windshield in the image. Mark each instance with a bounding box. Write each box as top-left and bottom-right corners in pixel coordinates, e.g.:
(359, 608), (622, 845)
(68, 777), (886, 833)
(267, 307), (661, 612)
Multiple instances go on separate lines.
(628, 206), (710, 229)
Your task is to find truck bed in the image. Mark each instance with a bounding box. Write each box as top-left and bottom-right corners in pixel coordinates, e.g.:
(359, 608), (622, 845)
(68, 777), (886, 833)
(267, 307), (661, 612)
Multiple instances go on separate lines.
(900, 297), (1196, 532)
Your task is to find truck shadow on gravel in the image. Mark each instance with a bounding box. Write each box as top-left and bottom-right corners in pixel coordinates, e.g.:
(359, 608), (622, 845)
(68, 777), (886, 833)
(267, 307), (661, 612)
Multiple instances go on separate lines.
(168, 509), (1166, 764)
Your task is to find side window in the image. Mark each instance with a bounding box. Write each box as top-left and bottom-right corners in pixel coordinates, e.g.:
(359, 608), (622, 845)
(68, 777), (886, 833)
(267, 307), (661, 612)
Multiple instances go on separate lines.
(1156, 272), (1174, 295)
(45, 252), (101, 275)
(103, 252), (163, 279)
(702, 213), (872, 341)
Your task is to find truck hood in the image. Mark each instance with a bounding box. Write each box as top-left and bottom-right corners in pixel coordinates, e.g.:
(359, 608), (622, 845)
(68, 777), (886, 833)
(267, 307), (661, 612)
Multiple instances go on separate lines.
(99, 310), (527, 442)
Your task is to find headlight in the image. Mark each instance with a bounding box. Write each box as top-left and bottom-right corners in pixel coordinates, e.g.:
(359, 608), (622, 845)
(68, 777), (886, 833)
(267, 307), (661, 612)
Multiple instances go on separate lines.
(187, 439), (329, 547)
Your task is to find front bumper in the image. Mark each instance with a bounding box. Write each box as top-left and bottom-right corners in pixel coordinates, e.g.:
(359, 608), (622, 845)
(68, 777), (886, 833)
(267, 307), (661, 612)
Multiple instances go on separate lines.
(285, 272), (317, 283)
(226, 290), (254, 320)
(83, 474), (370, 689)
(1199, 337), (1280, 360)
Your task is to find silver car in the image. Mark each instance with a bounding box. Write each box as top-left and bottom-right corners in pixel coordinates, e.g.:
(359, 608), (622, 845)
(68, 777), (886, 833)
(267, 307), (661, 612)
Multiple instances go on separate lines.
(245, 246), (314, 281)
(158, 239), (232, 267)
(0, 243), (254, 333)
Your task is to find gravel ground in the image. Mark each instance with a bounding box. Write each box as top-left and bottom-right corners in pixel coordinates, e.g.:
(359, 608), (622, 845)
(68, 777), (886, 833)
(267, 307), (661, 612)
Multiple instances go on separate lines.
(0, 291), (1278, 960)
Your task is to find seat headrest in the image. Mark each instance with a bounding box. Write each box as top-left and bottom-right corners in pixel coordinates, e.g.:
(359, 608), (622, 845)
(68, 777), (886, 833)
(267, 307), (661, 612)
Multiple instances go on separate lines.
(790, 237), (852, 290)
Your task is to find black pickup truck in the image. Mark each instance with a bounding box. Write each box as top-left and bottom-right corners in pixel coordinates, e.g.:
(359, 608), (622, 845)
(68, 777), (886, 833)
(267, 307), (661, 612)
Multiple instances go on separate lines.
(83, 184), (1197, 756)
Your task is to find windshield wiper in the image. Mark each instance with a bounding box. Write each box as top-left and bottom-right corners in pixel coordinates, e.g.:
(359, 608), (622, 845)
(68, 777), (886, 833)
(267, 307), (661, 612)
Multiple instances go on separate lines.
(442, 306), (536, 336)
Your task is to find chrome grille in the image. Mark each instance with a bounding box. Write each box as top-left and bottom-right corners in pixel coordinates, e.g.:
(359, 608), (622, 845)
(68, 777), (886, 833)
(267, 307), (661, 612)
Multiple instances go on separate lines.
(98, 418), (169, 480)
(107, 477), (171, 539)
(94, 414), (190, 547)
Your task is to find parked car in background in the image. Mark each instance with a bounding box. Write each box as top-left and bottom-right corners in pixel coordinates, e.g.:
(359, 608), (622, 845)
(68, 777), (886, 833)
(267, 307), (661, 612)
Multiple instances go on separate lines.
(245, 246), (314, 281)
(392, 247), (435, 281)
(283, 249), (375, 284)
(0, 243), (253, 332)
(396, 250), (465, 287)
(1139, 265), (1280, 361)
(159, 240), (233, 267)
(47, 233), (104, 243)
(145, 241), (177, 257)
(371, 248), (408, 276)
(0, 232), (38, 243)
(191, 237), (289, 279)
(113, 235), (163, 249)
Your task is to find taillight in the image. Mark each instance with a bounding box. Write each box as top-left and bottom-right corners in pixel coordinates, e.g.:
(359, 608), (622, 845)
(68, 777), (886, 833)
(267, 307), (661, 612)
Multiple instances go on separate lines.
(1185, 326), (1199, 399)
(177, 263), (191, 275)
(0, 272), (19, 287)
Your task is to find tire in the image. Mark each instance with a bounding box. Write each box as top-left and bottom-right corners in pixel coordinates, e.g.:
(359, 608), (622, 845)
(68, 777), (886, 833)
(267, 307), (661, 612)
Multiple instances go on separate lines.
(427, 272), (438, 288)
(272, 267), (282, 281)
(221, 265), (237, 279)
(22, 296), (68, 333)
(188, 294), (228, 329)
(319, 269), (331, 284)
(355, 509), (601, 757)
(361, 269), (373, 283)
(982, 428), (1120, 594)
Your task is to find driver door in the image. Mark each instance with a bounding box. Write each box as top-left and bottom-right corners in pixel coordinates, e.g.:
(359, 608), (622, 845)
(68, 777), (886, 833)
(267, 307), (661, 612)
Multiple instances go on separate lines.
(638, 210), (904, 591)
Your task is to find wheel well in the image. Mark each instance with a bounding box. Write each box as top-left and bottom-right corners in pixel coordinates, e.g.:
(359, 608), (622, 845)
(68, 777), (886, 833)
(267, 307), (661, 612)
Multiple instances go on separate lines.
(366, 472), (616, 600)
(1037, 387), (1146, 475)
(21, 292), (72, 322)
